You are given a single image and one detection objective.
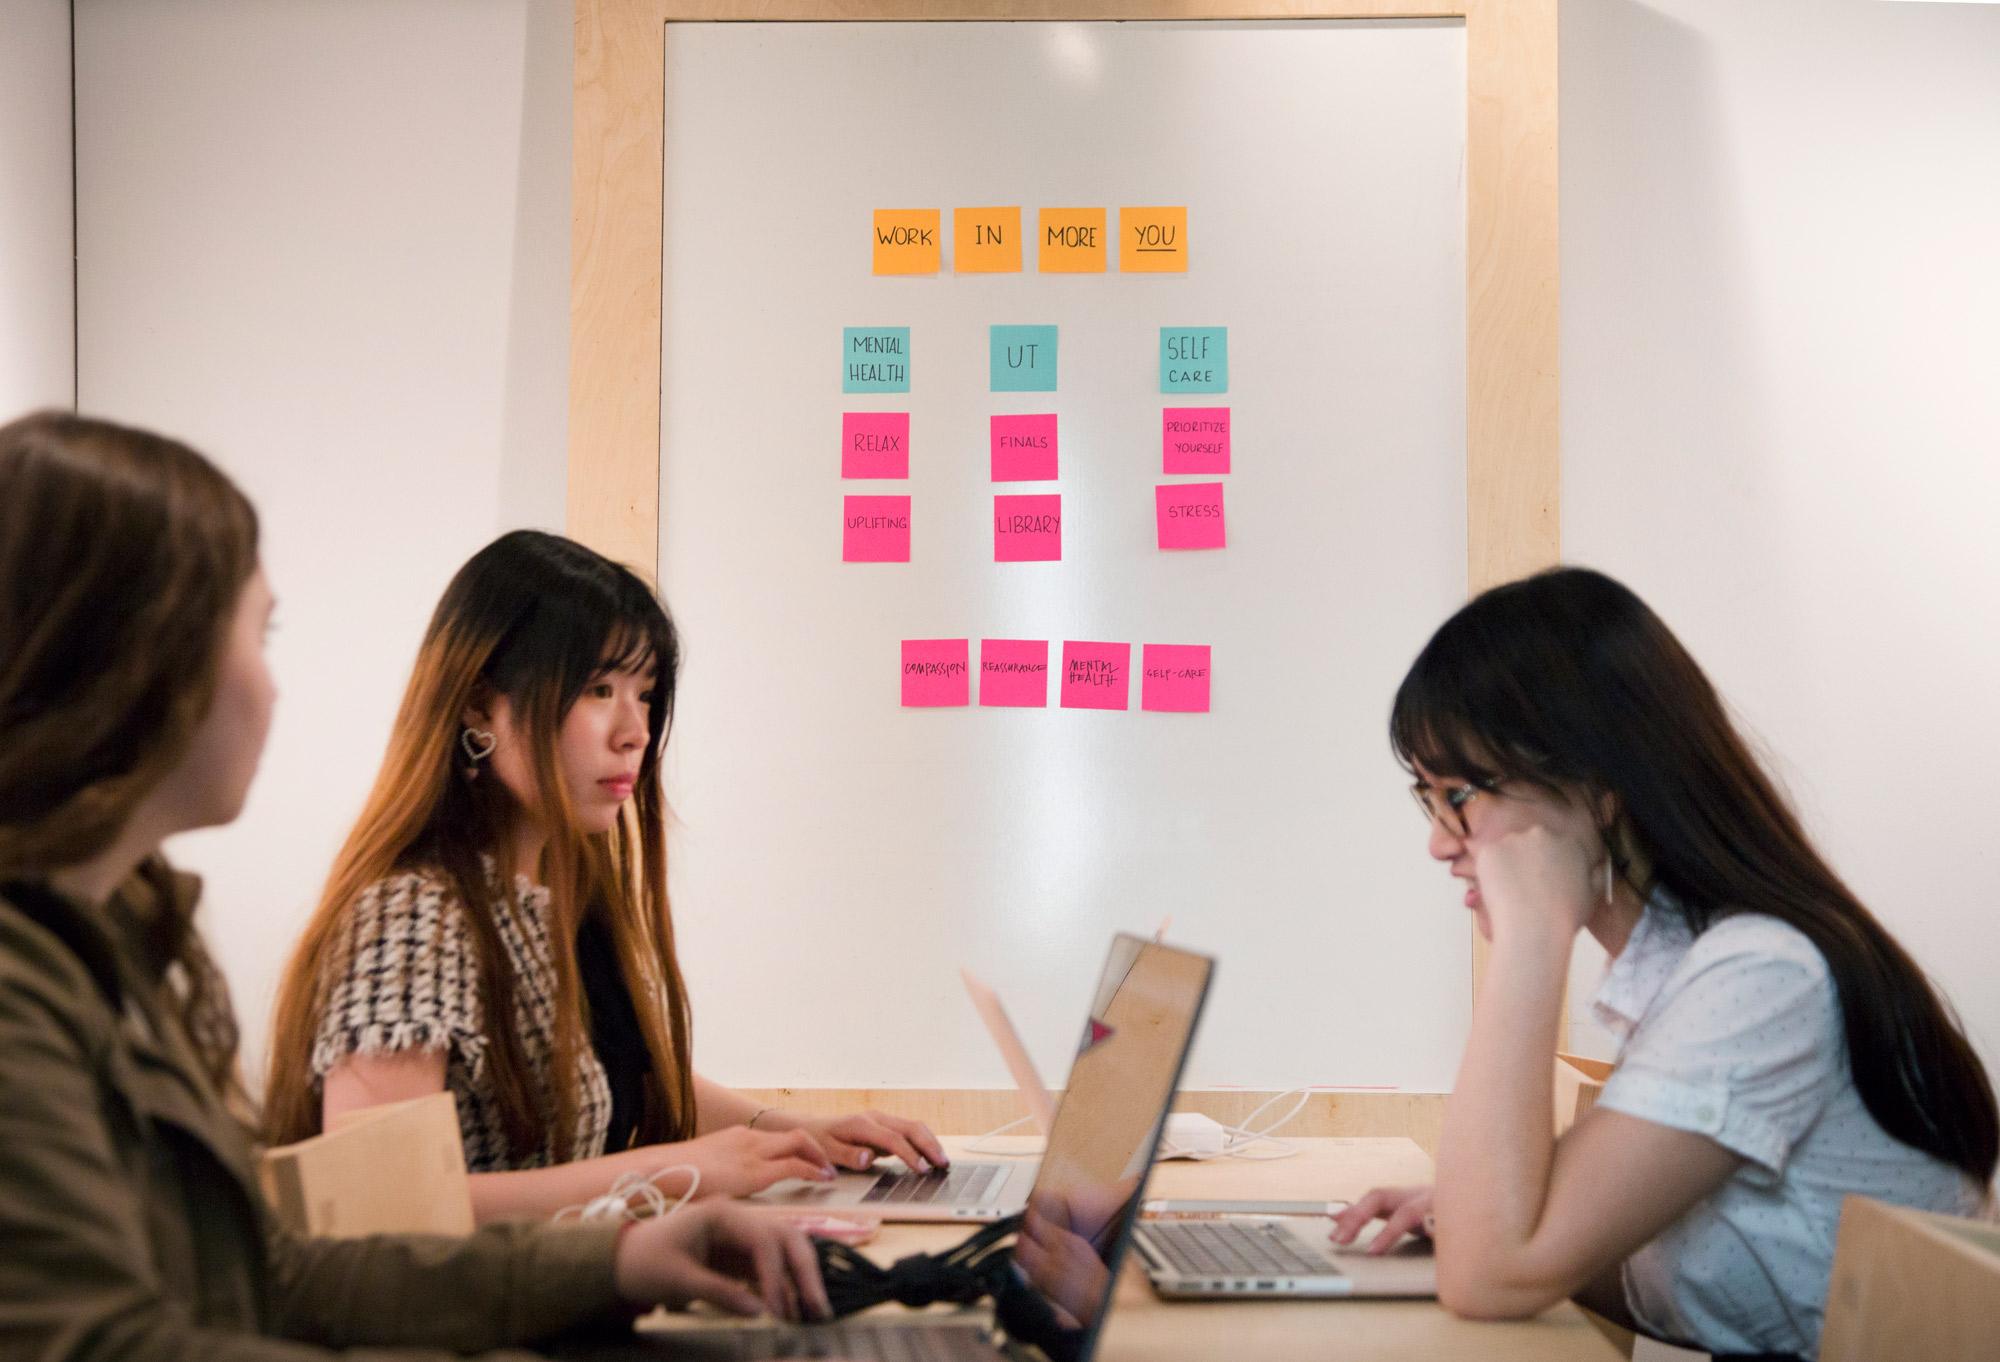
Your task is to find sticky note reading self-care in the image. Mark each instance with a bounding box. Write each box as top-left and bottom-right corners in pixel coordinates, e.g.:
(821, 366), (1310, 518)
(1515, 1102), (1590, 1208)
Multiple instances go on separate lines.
(1160, 326), (1227, 393)
(842, 411), (909, 479)
(979, 639), (1049, 708)
(842, 495), (911, 562)
(1155, 482), (1226, 550)
(990, 413), (1057, 481)
(1162, 407), (1230, 474)
(990, 325), (1058, 392)
(1120, 206), (1188, 273)
(955, 207), (1022, 273)
(844, 327), (910, 393)
(994, 493), (1062, 562)
(873, 210), (941, 275)
(901, 639), (969, 707)
(1060, 641), (1131, 711)
(1141, 644), (1212, 713)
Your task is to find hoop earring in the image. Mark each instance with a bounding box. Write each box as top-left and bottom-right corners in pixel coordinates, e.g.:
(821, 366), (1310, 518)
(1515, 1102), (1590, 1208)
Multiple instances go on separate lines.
(461, 727), (497, 765)
(1604, 855), (1615, 906)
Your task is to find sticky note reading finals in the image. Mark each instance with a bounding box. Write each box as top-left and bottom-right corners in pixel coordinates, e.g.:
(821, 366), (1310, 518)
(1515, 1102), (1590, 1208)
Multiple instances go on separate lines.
(842, 411), (909, 479)
(1039, 208), (1107, 273)
(1156, 482), (1226, 550)
(980, 639), (1049, 708)
(873, 210), (941, 274)
(994, 494), (1062, 562)
(843, 495), (911, 562)
(901, 639), (969, 707)
(1160, 326), (1227, 393)
(1120, 206), (1188, 272)
(844, 327), (910, 393)
(1142, 644), (1212, 713)
(1060, 641), (1131, 711)
(990, 413), (1057, 481)
(955, 207), (1022, 273)
(990, 325), (1058, 392)
(1162, 407), (1229, 474)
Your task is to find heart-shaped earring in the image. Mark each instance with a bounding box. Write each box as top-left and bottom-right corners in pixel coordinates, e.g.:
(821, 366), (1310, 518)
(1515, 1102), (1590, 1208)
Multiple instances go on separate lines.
(461, 728), (497, 763)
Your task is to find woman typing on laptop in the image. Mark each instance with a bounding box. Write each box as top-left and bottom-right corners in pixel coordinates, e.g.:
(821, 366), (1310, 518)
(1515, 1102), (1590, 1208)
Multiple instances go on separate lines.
(1331, 568), (1995, 1360)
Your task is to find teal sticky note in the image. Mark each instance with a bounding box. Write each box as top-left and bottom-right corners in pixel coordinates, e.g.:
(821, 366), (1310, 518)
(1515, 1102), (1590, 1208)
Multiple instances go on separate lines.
(990, 325), (1059, 393)
(844, 327), (910, 392)
(1160, 326), (1227, 393)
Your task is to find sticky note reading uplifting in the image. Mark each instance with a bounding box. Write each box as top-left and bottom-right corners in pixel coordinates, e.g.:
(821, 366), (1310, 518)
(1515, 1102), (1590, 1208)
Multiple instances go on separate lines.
(844, 327), (910, 393)
(990, 413), (1057, 481)
(872, 210), (941, 275)
(843, 495), (911, 562)
(994, 493), (1062, 562)
(979, 639), (1049, 708)
(1038, 208), (1107, 273)
(1141, 644), (1212, 713)
(901, 639), (969, 707)
(1162, 407), (1230, 474)
(955, 207), (1022, 273)
(1060, 641), (1131, 711)
(1120, 206), (1188, 272)
(1155, 482), (1226, 550)
(1160, 326), (1227, 393)
(842, 411), (909, 479)
(990, 325), (1058, 392)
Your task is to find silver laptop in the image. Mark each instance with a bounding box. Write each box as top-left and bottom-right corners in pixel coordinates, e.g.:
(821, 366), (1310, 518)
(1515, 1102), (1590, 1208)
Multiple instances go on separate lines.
(1132, 1212), (1436, 1299)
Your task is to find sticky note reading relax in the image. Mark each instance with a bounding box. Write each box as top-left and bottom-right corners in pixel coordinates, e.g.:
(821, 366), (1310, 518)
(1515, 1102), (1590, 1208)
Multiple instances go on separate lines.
(1162, 407), (1230, 474)
(872, 210), (941, 275)
(990, 413), (1057, 481)
(1155, 482), (1226, 550)
(842, 411), (909, 479)
(842, 495), (911, 562)
(844, 327), (910, 393)
(901, 639), (969, 707)
(1141, 644), (1212, 713)
(979, 639), (1049, 708)
(1060, 641), (1131, 711)
(994, 493), (1062, 562)
(1160, 326), (1227, 393)
(990, 325), (1058, 392)
(955, 207), (1022, 273)
(1120, 206), (1188, 273)
(1038, 208), (1108, 273)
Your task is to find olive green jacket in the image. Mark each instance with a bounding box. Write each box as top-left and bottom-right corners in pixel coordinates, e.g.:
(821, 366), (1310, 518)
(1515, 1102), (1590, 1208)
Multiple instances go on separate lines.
(0, 867), (629, 1362)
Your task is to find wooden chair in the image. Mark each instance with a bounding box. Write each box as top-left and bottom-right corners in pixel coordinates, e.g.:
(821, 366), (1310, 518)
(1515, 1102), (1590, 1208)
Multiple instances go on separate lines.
(1819, 1194), (2000, 1362)
(259, 1091), (475, 1237)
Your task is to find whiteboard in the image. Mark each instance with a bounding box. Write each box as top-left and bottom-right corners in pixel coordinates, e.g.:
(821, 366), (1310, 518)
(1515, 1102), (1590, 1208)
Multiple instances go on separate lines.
(659, 20), (1469, 1092)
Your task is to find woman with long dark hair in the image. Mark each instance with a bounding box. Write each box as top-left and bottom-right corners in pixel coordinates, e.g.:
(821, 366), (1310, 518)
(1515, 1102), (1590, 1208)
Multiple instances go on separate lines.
(1329, 567), (1995, 1360)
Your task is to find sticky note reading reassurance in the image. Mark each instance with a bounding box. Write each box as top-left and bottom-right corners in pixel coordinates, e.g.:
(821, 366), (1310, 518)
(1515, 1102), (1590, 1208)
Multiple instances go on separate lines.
(842, 411), (909, 479)
(993, 493), (1062, 562)
(1162, 407), (1230, 474)
(1038, 208), (1107, 273)
(842, 495), (911, 562)
(955, 207), (1022, 273)
(1141, 644), (1212, 713)
(901, 639), (969, 707)
(990, 413), (1057, 481)
(1060, 641), (1131, 711)
(1160, 326), (1227, 393)
(990, 325), (1058, 393)
(844, 327), (910, 393)
(1155, 481), (1226, 550)
(1120, 206), (1188, 273)
(979, 639), (1049, 708)
(873, 210), (941, 275)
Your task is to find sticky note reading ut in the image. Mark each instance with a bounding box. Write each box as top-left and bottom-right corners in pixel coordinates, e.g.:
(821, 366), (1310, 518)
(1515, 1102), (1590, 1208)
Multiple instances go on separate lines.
(873, 210), (941, 275)
(1160, 326), (1227, 393)
(1120, 206), (1188, 272)
(842, 411), (909, 479)
(955, 207), (1022, 273)
(844, 327), (910, 393)
(994, 493), (1062, 562)
(901, 639), (969, 707)
(1141, 644), (1212, 713)
(1162, 407), (1230, 474)
(1038, 208), (1107, 273)
(1060, 641), (1131, 711)
(842, 495), (911, 562)
(990, 325), (1058, 392)
(1155, 482), (1226, 550)
(979, 639), (1049, 708)
(990, 413), (1057, 481)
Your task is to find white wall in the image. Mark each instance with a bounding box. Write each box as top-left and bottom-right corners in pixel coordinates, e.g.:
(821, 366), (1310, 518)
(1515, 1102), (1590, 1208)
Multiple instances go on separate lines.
(0, 0), (74, 414)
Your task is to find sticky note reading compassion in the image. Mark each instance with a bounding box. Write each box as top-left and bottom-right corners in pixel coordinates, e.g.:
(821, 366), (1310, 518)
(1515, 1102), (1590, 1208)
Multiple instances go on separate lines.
(993, 493), (1062, 562)
(979, 639), (1049, 708)
(1162, 407), (1229, 474)
(1155, 482), (1226, 550)
(1060, 641), (1131, 711)
(842, 495), (911, 562)
(1141, 644), (1212, 713)
(901, 639), (969, 707)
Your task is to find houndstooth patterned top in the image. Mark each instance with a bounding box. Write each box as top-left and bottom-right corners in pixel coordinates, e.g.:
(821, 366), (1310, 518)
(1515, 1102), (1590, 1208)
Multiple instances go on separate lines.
(306, 864), (612, 1172)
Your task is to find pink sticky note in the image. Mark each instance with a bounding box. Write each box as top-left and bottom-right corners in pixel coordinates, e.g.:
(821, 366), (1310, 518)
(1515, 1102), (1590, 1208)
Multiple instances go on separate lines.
(843, 495), (911, 562)
(979, 639), (1049, 708)
(1059, 641), (1131, 711)
(990, 413), (1058, 481)
(994, 493), (1062, 562)
(1155, 482), (1226, 550)
(901, 639), (970, 707)
(842, 411), (909, 478)
(1141, 644), (1212, 713)
(1162, 407), (1230, 474)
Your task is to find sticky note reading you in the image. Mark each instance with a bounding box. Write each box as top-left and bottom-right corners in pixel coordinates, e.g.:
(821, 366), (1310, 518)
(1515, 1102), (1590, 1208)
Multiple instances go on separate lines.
(994, 493), (1062, 562)
(990, 413), (1057, 481)
(844, 327), (910, 393)
(979, 638), (1049, 708)
(873, 210), (941, 275)
(842, 411), (909, 479)
(1141, 644), (1212, 713)
(990, 325), (1058, 392)
(1060, 641), (1131, 711)
(842, 495), (911, 562)
(1156, 482), (1226, 550)
(1162, 407), (1230, 474)
(901, 639), (970, 707)
(955, 207), (1022, 273)
(1160, 326), (1227, 393)
(1120, 206), (1188, 273)
(1038, 208), (1108, 272)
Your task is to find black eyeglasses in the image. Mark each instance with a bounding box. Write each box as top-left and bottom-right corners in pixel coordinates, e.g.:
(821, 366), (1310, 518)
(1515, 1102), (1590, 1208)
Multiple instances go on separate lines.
(1409, 777), (1500, 837)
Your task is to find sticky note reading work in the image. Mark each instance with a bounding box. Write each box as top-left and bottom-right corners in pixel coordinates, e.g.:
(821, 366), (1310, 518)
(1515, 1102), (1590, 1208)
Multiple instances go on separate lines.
(1162, 407), (1230, 474)
(979, 639), (1049, 708)
(1120, 206), (1188, 272)
(844, 327), (910, 393)
(1160, 326), (1227, 393)
(1156, 482), (1226, 550)
(842, 495), (911, 562)
(955, 207), (1022, 273)
(1038, 208), (1108, 273)
(1060, 641), (1131, 711)
(872, 210), (941, 275)
(1141, 644), (1212, 713)
(990, 413), (1057, 481)
(842, 411), (909, 479)
(901, 639), (969, 707)
(990, 325), (1058, 392)
(993, 493), (1062, 562)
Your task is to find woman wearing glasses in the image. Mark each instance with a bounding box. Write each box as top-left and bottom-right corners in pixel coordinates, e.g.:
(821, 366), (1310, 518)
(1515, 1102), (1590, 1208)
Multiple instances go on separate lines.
(1330, 567), (1995, 1362)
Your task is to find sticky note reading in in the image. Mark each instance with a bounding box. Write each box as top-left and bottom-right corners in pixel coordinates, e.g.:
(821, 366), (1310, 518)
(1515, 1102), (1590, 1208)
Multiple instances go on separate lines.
(901, 639), (969, 707)
(1160, 326), (1227, 393)
(844, 327), (910, 393)
(873, 210), (941, 275)
(1141, 644), (1212, 713)
(843, 495), (911, 562)
(1162, 407), (1230, 474)
(1156, 482), (1226, 550)
(955, 207), (1022, 273)
(994, 493), (1062, 562)
(1120, 206), (1188, 273)
(979, 639), (1049, 708)
(990, 325), (1058, 392)
(990, 413), (1057, 481)
(1060, 641), (1131, 711)
(842, 411), (909, 479)
(1038, 208), (1108, 273)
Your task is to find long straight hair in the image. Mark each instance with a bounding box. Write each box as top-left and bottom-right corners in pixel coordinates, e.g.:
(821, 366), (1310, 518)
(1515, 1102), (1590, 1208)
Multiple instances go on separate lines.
(1391, 567), (1997, 1182)
(263, 531), (695, 1159)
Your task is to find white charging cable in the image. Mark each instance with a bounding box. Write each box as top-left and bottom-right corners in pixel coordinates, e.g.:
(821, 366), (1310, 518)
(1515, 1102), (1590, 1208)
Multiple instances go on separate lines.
(552, 1163), (701, 1224)
(1156, 1089), (1311, 1162)
(963, 1113), (1045, 1157)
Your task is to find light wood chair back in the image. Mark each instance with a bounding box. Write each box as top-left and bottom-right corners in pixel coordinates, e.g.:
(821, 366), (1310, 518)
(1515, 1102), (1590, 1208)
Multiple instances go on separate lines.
(259, 1091), (474, 1237)
(1819, 1193), (2000, 1362)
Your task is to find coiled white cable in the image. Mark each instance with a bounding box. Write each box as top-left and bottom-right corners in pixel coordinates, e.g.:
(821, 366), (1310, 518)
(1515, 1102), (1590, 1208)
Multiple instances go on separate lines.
(552, 1163), (701, 1223)
(1155, 1089), (1311, 1162)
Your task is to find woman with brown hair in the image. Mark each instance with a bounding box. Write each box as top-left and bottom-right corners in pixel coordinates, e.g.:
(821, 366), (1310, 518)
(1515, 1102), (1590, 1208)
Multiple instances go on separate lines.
(0, 410), (832, 1360)
(262, 529), (947, 1223)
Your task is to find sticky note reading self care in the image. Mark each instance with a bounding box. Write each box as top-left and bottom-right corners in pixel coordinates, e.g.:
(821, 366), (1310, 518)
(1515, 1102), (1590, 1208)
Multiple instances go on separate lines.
(990, 325), (1058, 392)
(1160, 326), (1227, 393)
(1141, 644), (1212, 713)
(979, 639), (1049, 708)
(1060, 641), (1131, 711)
(844, 327), (910, 393)
(873, 210), (941, 275)
(842, 495), (911, 562)
(1155, 482), (1226, 550)
(1162, 407), (1230, 474)
(901, 639), (969, 707)
(990, 413), (1057, 481)
(842, 411), (909, 479)
(994, 494), (1062, 562)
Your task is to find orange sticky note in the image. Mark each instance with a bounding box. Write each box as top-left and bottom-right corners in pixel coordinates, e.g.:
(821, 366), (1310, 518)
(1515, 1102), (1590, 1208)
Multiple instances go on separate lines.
(955, 207), (1022, 273)
(872, 210), (941, 275)
(1038, 208), (1107, 273)
(1121, 206), (1188, 273)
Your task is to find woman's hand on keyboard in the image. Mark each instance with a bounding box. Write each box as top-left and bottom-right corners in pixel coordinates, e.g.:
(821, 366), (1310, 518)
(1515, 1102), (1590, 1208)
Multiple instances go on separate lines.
(615, 1199), (833, 1322)
(669, 1126), (841, 1198)
(780, 1110), (951, 1175)
(1330, 1184), (1435, 1255)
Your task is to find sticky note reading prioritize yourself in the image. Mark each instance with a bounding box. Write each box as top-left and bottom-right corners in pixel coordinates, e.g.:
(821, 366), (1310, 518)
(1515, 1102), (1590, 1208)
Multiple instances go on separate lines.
(1162, 407), (1230, 474)
(1119, 206), (1188, 272)
(843, 327), (910, 393)
(901, 639), (970, 707)
(842, 495), (911, 562)
(842, 411), (909, 479)
(993, 493), (1062, 562)
(979, 639), (1049, 708)
(990, 325), (1058, 392)
(1060, 641), (1131, 711)
(872, 210), (941, 275)
(1155, 482), (1226, 550)
(1141, 644), (1212, 713)
(1038, 208), (1108, 272)
(955, 207), (1022, 273)
(1160, 326), (1227, 393)
(989, 413), (1057, 481)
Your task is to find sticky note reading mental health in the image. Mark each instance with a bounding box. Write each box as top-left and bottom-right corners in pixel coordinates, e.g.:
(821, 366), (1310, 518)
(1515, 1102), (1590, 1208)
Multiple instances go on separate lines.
(1038, 208), (1107, 273)
(843, 495), (911, 562)
(1141, 644), (1212, 713)
(844, 327), (910, 393)
(1060, 641), (1131, 711)
(1120, 206), (1188, 273)
(842, 411), (909, 479)
(990, 413), (1057, 481)
(979, 639), (1049, 708)
(873, 210), (941, 275)
(1162, 407), (1230, 474)
(993, 493), (1062, 562)
(1155, 482), (1226, 550)
(990, 325), (1058, 392)
(955, 207), (1022, 273)
(901, 639), (969, 707)
(1160, 326), (1227, 393)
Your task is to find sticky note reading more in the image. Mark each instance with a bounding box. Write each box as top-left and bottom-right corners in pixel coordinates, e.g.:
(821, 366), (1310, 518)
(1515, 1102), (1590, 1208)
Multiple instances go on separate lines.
(1060, 641), (1131, 711)
(873, 210), (941, 275)
(1141, 644), (1212, 713)
(1162, 407), (1230, 474)
(1038, 208), (1108, 273)
(979, 638), (1049, 708)
(1120, 206), (1188, 272)
(1155, 481), (1226, 550)
(844, 327), (910, 393)
(990, 413), (1057, 481)
(955, 207), (1022, 273)
(842, 411), (909, 479)
(842, 495), (911, 562)
(1160, 326), (1227, 393)
(990, 325), (1058, 392)
(993, 493), (1062, 562)
(901, 639), (969, 707)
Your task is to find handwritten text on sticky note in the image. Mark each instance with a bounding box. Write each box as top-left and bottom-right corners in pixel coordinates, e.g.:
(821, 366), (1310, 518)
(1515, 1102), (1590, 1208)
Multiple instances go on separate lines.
(990, 324), (1058, 392)
(844, 327), (910, 393)
(1039, 208), (1108, 273)
(843, 495), (911, 562)
(1141, 644), (1212, 713)
(990, 413), (1057, 481)
(1155, 482), (1226, 550)
(1162, 407), (1229, 474)
(901, 639), (969, 707)
(842, 411), (909, 479)
(979, 639), (1049, 708)
(873, 209), (941, 275)
(1060, 641), (1131, 711)
(994, 493), (1062, 562)
(1120, 206), (1188, 273)
(955, 206), (1022, 273)
(1160, 326), (1227, 393)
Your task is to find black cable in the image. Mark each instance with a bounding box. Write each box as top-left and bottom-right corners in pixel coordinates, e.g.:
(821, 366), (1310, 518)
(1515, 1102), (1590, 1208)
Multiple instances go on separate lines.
(813, 1213), (1023, 1319)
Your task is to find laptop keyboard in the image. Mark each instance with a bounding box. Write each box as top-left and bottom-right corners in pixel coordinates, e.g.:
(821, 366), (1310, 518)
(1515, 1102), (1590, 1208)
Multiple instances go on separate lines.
(859, 1161), (1006, 1206)
(710, 1321), (996, 1361)
(1144, 1219), (1341, 1278)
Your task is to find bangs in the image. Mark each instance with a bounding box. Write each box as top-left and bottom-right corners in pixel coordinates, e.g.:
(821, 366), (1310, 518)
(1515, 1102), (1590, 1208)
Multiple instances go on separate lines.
(1389, 681), (1508, 785)
(595, 617), (666, 679)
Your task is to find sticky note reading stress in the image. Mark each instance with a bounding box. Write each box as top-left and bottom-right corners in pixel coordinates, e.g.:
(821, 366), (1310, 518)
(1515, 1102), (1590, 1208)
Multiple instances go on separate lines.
(844, 327), (910, 393)
(979, 639), (1049, 708)
(843, 495), (911, 562)
(901, 639), (969, 707)
(1141, 644), (1212, 713)
(994, 493), (1062, 562)
(842, 411), (909, 479)
(1060, 641), (1131, 711)
(1160, 326), (1227, 393)
(1162, 407), (1229, 474)
(990, 413), (1057, 481)
(1039, 208), (1108, 273)
(1155, 482), (1226, 550)
(873, 210), (941, 275)
(955, 207), (1022, 273)
(1120, 206), (1188, 272)
(991, 325), (1058, 392)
